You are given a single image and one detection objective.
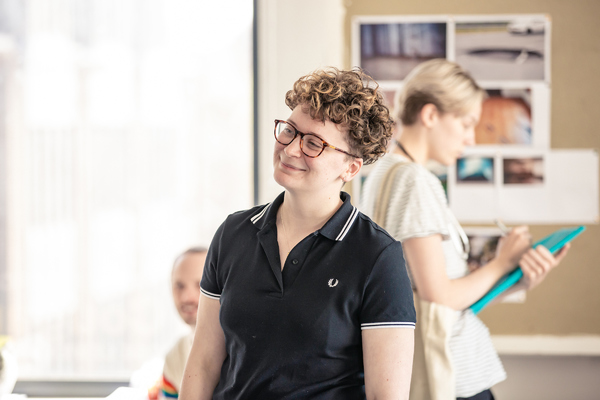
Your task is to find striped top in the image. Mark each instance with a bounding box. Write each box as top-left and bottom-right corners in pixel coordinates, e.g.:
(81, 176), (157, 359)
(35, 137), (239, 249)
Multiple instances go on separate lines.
(360, 153), (506, 397)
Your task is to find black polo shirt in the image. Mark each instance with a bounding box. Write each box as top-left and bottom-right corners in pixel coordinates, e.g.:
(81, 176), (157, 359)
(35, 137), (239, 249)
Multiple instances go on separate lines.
(200, 192), (415, 400)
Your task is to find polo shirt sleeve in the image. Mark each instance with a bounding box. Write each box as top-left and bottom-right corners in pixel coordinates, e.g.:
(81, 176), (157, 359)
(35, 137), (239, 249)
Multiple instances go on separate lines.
(200, 221), (225, 301)
(360, 240), (416, 329)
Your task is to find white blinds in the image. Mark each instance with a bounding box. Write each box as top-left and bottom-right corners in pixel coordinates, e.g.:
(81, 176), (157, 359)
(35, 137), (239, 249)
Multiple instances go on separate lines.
(5, 0), (253, 379)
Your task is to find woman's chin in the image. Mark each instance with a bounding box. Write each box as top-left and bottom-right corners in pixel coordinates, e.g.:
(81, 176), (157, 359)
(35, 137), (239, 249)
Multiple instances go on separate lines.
(273, 170), (294, 190)
(442, 152), (462, 166)
(432, 156), (455, 167)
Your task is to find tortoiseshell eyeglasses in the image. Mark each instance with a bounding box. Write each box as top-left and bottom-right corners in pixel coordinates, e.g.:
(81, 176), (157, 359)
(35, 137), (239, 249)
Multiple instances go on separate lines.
(274, 119), (361, 159)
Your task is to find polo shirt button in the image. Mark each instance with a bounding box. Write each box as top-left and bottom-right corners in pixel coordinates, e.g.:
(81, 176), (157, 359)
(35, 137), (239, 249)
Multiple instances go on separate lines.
(292, 259), (299, 265)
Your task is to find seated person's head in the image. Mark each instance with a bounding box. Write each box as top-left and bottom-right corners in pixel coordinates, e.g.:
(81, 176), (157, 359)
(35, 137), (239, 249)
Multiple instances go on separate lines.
(171, 247), (207, 327)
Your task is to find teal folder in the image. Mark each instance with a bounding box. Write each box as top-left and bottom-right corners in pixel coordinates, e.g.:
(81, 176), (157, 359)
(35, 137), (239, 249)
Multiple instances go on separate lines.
(470, 226), (586, 315)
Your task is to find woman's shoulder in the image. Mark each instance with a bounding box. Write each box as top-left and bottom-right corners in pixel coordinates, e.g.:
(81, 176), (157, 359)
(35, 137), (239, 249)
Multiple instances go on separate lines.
(394, 160), (438, 183)
(209, 202), (276, 242)
(374, 157), (443, 198)
(383, 160), (448, 211)
(370, 153), (434, 181)
(224, 202), (272, 227)
(361, 154), (445, 212)
(345, 210), (398, 251)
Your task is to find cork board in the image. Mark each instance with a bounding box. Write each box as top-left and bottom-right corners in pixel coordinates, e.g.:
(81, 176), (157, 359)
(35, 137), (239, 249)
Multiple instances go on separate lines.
(344, 0), (600, 335)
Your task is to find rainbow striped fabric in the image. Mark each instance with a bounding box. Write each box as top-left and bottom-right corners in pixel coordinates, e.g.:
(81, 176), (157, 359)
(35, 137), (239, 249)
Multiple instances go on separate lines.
(160, 375), (178, 398)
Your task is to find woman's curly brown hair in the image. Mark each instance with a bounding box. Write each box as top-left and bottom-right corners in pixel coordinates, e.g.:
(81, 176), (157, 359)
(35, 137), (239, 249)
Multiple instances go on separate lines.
(285, 68), (393, 165)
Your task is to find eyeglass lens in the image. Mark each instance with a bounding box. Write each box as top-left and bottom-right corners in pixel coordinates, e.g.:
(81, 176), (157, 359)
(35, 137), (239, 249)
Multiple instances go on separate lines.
(275, 121), (325, 157)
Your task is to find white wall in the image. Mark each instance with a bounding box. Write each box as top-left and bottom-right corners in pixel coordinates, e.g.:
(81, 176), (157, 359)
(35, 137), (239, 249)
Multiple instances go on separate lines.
(494, 355), (600, 400)
(257, 0), (346, 204)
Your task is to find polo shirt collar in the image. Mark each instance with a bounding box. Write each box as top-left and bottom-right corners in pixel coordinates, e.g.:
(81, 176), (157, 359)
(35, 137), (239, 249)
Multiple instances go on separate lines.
(250, 192), (284, 231)
(250, 191), (358, 242)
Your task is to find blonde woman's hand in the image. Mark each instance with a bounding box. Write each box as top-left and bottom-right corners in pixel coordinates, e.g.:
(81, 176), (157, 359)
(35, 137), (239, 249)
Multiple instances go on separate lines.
(495, 226), (532, 273)
(518, 243), (570, 291)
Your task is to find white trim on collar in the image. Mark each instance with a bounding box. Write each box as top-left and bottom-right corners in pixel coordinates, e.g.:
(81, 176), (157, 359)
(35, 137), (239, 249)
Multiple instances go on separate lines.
(251, 203), (270, 224)
(335, 206), (358, 241)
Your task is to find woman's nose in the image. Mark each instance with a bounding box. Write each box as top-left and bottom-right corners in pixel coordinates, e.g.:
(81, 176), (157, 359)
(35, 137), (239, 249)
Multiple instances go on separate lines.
(464, 128), (476, 146)
(284, 135), (303, 157)
(181, 287), (198, 302)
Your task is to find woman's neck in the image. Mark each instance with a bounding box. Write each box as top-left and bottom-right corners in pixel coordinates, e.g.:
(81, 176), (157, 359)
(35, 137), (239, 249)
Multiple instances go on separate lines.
(393, 125), (429, 165)
(279, 189), (342, 234)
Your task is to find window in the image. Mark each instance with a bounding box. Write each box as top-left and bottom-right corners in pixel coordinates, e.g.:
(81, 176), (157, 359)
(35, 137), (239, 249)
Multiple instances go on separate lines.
(3, 0), (253, 379)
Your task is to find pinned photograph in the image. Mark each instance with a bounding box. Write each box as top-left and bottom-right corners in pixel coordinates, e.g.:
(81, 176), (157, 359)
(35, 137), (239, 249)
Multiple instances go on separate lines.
(466, 232), (500, 273)
(464, 228), (526, 303)
(475, 88), (532, 145)
(503, 156), (544, 184)
(455, 16), (548, 81)
(379, 88), (398, 112)
(358, 22), (446, 81)
(456, 156), (494, 184)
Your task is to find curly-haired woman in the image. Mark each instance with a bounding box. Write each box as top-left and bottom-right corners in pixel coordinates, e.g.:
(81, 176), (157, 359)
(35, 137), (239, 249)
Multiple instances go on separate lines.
(179, 68), (416, 400)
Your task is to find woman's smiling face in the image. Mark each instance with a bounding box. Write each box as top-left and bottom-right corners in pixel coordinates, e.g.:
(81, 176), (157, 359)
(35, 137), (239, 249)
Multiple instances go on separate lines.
(273, 106), (362, 196)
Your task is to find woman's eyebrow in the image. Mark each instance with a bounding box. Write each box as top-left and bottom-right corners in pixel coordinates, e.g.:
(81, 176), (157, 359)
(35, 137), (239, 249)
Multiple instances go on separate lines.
(287, 119), (325, 140)
(466, 115), (478, 124)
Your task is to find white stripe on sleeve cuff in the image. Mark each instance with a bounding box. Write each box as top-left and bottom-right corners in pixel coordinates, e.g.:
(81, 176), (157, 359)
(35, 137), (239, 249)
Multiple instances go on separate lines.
(361, 322), (416, 330)
(200, 288), (221, 300)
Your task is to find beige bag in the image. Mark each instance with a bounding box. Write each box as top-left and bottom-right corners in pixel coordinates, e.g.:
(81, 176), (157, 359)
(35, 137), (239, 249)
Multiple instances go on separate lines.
(373, 161), (458, 400)
(410, 295), (457, 400)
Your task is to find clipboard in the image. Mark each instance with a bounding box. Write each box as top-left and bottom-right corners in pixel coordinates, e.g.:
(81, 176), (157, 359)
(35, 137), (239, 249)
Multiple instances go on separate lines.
(470, 225), (586, 315)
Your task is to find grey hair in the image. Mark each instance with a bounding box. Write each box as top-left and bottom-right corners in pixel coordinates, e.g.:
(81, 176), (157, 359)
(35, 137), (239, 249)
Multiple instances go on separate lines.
(172, 246), (208, 275)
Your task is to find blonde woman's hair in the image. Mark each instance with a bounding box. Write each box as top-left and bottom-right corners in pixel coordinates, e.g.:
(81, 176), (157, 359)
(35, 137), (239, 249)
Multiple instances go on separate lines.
(396, 59), (485, 126)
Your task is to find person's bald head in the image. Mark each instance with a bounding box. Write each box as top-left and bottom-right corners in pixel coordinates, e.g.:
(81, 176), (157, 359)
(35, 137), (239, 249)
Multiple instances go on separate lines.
(171, 247), (207, 327)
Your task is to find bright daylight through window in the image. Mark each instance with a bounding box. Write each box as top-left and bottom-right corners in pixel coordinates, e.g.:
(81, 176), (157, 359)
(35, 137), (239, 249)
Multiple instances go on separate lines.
(1, 0), (253, 379)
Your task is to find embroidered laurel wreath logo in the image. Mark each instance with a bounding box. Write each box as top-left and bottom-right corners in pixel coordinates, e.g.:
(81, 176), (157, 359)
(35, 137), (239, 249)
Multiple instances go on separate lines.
(328, 279), (339, 288)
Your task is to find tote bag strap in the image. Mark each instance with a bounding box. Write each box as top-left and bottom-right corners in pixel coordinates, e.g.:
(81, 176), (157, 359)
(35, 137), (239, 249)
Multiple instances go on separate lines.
(371, 160), (458, 400)
(372, 161), (407, 227)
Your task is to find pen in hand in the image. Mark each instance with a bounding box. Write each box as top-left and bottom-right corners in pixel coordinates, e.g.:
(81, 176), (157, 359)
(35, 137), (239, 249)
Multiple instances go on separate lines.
(493, 219), (510, 236)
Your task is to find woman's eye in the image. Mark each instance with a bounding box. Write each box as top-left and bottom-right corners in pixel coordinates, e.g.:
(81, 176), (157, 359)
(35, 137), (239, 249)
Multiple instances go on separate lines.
(306, 138), (322, 150)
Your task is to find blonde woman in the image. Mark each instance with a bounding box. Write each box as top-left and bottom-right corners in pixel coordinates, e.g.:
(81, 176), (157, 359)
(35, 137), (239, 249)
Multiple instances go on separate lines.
(360, 59), (569, 400)
(180, 68), (416, 400)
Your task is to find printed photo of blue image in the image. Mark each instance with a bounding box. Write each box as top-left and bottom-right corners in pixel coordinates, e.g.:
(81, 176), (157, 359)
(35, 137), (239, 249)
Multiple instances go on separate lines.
(456, 156), (494, 184)
(360, 22), (446, 81)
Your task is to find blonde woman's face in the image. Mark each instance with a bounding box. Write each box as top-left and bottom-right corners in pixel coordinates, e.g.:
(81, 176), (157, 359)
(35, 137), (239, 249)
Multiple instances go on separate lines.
(429, 102), (482, 166)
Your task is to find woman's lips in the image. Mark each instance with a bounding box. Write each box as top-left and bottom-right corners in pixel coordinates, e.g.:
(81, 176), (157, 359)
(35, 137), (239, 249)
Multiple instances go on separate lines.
(281, 160), (305, 171)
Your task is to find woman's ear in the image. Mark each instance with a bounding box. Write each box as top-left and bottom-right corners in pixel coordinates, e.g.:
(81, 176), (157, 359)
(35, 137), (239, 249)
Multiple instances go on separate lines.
(341, 157), (363, 183)
(419, 103), (439, 128)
